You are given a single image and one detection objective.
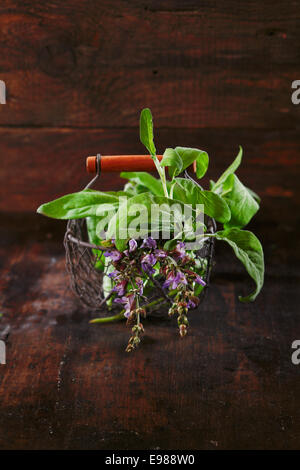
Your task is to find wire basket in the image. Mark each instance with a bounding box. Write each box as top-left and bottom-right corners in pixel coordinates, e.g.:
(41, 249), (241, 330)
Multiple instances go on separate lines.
(64, 167), (216, 314)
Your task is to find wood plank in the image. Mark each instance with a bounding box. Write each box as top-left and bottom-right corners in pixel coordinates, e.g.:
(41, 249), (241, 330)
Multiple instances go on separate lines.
(0, 127), (299, 212)
(0, 2), (299, 127)
(0, 205), (299, 449)
(0, 0), (299, 451)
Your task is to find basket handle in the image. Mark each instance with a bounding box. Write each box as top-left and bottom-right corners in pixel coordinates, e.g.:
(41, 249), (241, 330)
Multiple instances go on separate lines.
(86, 155), (163, 173)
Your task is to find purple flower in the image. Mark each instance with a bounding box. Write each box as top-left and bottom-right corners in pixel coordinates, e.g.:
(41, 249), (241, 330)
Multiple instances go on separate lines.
(163, 270), (188, 290)
(195, 274), (206, 287)
(114, 293), (135, 318)
(141, 263), (155, 275)
(103, 250), (122, 261)
(163, 272), (174, 289)
(142, 253), (156, 265)
(187, 299), (197, 309)
(108, 270), (120, 279)
(113, 279), (127, 296)
(141, 237), (157, 249)
(154, 249), (167, 259)
(141, 253), (157, 275)
(129, 239), (138, 252)
(175, 241), (186, 259)
(141, 263), (155, 274)
(135, 277), (144, 295)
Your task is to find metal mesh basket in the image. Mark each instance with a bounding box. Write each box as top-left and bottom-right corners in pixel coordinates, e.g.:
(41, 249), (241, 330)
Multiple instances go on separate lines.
(64, 169), (216, 313)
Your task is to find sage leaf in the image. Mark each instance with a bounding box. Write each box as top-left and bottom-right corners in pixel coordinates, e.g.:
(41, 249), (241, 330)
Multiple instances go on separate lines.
(163, 238), (179, 251)
(140, 108), (156, 156)
(120, 172), (165, 196)
(103, 258), (114, 307)
(86, 216), (102, 245)
(37, 191), (119, 220)
(222, 174), (259, 228)
(107, 192), (196, 251)
(213, 146), (243, 191)
(106, 190), (133, 197)
(215, 228), (264, 302)
(194, 150), (209, 179)
(86, 217), (105, 271)
(172, 178), (231, 223)
(246, 186), (261, 204)
(163, 147), (209, 179)
(160, 148), (183, 179)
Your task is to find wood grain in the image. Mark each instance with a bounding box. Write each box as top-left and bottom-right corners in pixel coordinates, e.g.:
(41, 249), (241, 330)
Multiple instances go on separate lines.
(0, 1), (299, 127)
(0, 0), (299, 450)
(0, 200), (299, 449)
(0, 127), (298, 212)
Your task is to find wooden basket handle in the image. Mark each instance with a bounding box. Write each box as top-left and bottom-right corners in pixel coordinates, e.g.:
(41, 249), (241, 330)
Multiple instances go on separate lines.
(86, 155), (163, 173)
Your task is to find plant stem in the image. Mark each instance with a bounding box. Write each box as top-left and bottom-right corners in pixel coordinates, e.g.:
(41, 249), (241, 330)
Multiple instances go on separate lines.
(88, 299), (162, 324)
(89, 291), (177, 325)
(160, 167), (169, 198)
(89, 310), (126, 324)
(169, 181), (175, 199)
(153, 155), (169, 197)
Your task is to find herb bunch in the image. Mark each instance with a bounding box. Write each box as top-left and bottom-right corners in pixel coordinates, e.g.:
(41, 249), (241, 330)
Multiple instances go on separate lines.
(37, 108), (265, 351)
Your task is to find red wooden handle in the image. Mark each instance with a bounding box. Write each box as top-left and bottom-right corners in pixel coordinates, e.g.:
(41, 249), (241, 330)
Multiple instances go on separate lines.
(86, 155), (163, 173)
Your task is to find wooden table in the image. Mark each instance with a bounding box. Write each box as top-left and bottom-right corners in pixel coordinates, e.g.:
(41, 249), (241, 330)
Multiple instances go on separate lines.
(0, 0), (300, 450)
(0, 185), (299, 450)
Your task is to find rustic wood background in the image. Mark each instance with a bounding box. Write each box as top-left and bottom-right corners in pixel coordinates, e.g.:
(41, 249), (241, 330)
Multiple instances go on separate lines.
(0, 0), (299, 450)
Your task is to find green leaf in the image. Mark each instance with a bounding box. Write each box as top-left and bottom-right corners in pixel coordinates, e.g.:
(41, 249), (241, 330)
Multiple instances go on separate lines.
(106, 190), (133, 197)
(123, 181), (150, 196)
(246, 186), (261, 204)
(215, 228), (264, 302)
(163, 147), (209, 179)
(140, 108), (156, 156)
(213, 146), (243, 191)
(172, 178), (231, 223)
(120, 171), (164, 196)
(160, 148), (183, 179)
(86, 217), (105, 270)
(194, 151), (209, 179)
(123, 182), (137, 196)
(86, 217), (101, 245)
(37, 191), (119, 220)
(222, 174), (259, 228)
(194, 283), (205, 296)
(103, 258), (114, 307)
(163, 239), (179, 251)
(107, 191), (196, 251)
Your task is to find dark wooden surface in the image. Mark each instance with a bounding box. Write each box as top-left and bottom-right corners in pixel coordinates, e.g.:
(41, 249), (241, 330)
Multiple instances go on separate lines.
(0, 0), (299, 450)
(0, 190), (299, 450)
(0, 127), (299, 212)
(0, 1), (299, 128)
